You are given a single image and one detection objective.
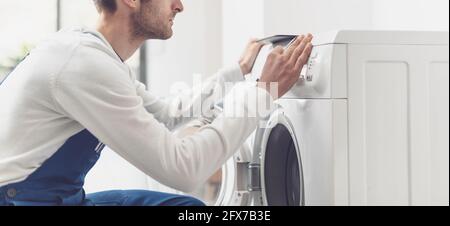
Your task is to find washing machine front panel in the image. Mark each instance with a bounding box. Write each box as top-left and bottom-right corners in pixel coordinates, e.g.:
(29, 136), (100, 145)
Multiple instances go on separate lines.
(250, 36), (347, 99)
(283, 44), (347, 99)
(279, 99), (336, 205)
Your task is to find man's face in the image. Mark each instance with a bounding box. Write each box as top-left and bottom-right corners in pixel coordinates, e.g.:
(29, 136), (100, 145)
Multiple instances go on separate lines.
(131, 0), (184, 40)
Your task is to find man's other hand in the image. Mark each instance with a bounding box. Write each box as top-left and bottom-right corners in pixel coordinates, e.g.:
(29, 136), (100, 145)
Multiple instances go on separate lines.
(239, 38), (266, 76)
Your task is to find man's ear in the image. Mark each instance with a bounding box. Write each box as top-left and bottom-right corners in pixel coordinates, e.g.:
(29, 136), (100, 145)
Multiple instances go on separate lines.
(120, 0), (139, 10)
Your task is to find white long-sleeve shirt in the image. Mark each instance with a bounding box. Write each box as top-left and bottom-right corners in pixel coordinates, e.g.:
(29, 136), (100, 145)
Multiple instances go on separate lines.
(0, 28), (275, 192)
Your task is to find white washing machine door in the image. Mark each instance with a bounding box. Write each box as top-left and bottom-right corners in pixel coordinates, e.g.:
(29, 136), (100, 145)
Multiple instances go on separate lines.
(190, 135), (257, 206)
(251, 106), (305, 206)
(146, 140), (254, 206)
(146, 123), (255, 206)
(217, 138), (255, 206)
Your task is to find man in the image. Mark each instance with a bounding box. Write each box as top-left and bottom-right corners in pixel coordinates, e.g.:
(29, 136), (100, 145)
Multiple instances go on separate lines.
(0, 0), (313, 206)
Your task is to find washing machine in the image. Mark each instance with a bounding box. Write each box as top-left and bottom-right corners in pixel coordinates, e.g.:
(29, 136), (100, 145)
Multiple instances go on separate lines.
(148, 30), (449, 206)
(249, 30), (448, 206)
(226, 34), (350, 206)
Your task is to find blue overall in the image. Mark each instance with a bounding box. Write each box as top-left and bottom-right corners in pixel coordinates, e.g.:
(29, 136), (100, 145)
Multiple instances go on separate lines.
(1, 53), (205, 206)
(0, 130), (205, 206)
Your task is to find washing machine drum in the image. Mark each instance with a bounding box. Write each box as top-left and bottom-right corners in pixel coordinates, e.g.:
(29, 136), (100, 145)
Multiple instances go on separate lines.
(258, 113), (305, 206)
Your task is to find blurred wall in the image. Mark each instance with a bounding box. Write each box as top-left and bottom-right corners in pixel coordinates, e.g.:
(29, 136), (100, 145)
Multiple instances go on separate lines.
(263, 0), (373, 35)
(221, 0), (448, 74)
(372, 0), (449, 31)
(222, 0), (265, 66)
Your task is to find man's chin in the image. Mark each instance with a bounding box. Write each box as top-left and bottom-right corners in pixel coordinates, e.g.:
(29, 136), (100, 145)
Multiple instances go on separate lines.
(163, 29), (174, 39)
(161, 32), (173, 40)
(158, 32), (173, 40)
(152, 30), (173, 40)
(142, 28), (173, 40)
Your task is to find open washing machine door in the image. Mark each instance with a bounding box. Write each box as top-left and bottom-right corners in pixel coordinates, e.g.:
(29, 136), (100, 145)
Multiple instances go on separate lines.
(191, 102), (307, 206)
(251, 107), (305, 206)
(215, 136), (255, 206)
(146, 123), (256, 206)
(188, 106), (306, 206)
(146, 137), (255, 206)
(186, 136), (255, 206)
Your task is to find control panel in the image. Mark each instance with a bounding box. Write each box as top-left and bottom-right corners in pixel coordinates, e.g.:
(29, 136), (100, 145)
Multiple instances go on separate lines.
(250, 39), (337, 99)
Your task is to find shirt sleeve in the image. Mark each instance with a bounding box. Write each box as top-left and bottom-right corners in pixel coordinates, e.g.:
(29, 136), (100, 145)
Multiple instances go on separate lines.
(134, 64), (245, 130)
(52, 47), (275, 192)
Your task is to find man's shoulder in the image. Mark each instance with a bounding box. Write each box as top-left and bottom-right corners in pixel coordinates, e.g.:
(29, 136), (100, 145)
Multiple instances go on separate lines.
(37, 28), (116, 61)
(51, 29), (130, 87)
(43, 28), (121, 70)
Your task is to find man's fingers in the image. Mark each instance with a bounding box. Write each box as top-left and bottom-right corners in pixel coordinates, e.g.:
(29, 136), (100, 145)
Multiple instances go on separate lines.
(253, 41), (265, 50)
(247, 38), (258, 46)
(272, 46), (285, 55)
(295, 43), (313, 71)
(248, 38), (265, 53)
(290, 39), (308, 65)
(247, 38), (262, 50)
(284, 35), (304, 57)
(290, 34), (313, 64)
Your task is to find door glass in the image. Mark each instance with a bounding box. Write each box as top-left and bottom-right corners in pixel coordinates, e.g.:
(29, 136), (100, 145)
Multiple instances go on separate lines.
(264, 124), (304, 206)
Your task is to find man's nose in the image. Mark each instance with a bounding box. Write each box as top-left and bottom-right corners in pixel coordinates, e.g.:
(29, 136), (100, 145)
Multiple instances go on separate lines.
(173, 0), (184, 13)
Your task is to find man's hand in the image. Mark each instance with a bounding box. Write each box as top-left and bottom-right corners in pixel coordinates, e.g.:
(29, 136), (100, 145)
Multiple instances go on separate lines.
(258, 34), (314, 99)
(239, 39), (266, 76)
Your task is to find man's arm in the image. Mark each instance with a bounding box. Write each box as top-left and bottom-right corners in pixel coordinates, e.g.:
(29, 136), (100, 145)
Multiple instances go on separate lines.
(135, 39), (265, 131)
(134, 64), (245, 131)
(52, 47), (274, 192)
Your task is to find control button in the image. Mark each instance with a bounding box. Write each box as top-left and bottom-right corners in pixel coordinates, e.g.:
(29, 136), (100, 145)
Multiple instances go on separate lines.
(6, 188), (17, 198)
(300, 65), (308, 80)
(306, 73), (313, 82)
(299, 74), (305, 81)
(306, 60), (314, 81)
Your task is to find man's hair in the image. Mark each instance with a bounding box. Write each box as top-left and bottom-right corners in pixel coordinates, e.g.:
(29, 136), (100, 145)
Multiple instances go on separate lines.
(93, 0), (117, 13)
